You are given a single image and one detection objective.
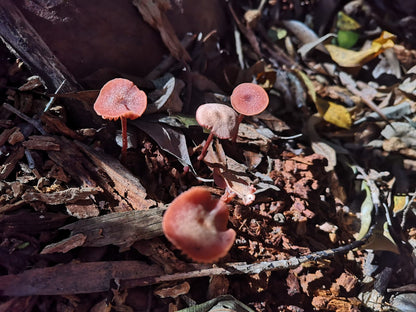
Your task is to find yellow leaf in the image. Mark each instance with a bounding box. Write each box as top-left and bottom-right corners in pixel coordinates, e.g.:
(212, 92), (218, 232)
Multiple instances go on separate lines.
(293, 69), (317, 103)
(316, 97), (352, 129)
(325, 31), (396, 67)
(337, 11), (361, 31)
(393, 195), (409, 214)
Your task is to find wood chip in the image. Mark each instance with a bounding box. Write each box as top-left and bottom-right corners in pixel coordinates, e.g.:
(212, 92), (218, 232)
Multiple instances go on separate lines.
(154, 281), (190, 298)
(7, 127), (24, 145)
(22, 187), (102, 205)
(0, 146), (25, 180)
(41, 112), (83, 140)
(41, 233), (87, 254)
(22, 135), (60, 151)
(66, 200), (100, 219)
(0, 127), (17, 146)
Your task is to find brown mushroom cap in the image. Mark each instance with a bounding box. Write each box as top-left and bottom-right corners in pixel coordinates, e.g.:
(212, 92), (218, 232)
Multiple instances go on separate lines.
(162, 186), (236, 263)
(230, 83), (269, 116)
(195, 103), (239, 139)
(93, 78), (147, 120)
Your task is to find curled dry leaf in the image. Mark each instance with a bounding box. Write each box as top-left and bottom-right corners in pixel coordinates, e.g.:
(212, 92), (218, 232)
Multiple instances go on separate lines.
(204, 139), (256, 205)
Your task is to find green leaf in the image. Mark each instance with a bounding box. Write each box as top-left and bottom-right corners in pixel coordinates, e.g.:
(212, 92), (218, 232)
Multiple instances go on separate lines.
(337, 30), (359, 49)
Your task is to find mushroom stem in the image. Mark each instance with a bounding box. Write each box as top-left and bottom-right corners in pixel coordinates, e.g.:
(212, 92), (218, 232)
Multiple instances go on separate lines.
(120, 116), (128, 159)
(198, 131), (215, 161)
(232, 113), (244, 142)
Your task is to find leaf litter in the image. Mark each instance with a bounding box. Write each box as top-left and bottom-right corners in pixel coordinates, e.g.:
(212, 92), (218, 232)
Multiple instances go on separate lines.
(1, 0), (416, 311)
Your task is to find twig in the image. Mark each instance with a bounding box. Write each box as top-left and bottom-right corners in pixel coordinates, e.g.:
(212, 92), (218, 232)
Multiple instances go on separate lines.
(121, 227), (373, 288)
(2, 102), (46, 135)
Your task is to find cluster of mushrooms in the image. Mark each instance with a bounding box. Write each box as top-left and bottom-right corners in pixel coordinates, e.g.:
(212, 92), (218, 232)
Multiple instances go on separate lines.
(93, 78), (269, 263)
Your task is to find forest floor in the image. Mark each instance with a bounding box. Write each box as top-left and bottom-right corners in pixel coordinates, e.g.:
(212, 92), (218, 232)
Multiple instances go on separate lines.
(1, 0), (416, 311)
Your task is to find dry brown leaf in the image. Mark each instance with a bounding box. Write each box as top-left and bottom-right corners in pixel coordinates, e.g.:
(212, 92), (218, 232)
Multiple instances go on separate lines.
(133, 0), (191, 63)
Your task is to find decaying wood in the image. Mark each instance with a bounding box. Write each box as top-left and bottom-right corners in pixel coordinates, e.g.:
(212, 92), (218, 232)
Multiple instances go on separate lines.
(66, 200), (100, 219)
(47, 136), (97, 187)
(0, 0), (80, 93)
(0, 199), (26, 214)
(0, 146), (25, 180)
(0, 261), (164, 296)
(0, 126), (17, 146)
(40, 112), (83, 140)
(41, 233), (87, 254)
(76, 141), (156, 210)
(22, 135), (60, 151)
(0, 200), (27, 213)
(22, 187), (102, 205)
(42, 207), (165, 252)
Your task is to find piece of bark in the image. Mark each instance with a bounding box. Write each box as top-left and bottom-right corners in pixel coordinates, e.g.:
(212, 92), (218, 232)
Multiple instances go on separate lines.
(22, 135), (60, 151)
(75, 141), (155, 210)
(41, 112), (83, 140)
(66, 200), (100, 219)
(133, 0), (191, 63)
(154, 281), (190, 299)
(0, 127), (18, 146)
(0, 146), (25, 180)
(7, 127), (24, 145)
(0, 0), (80, 93)
(54, 208), (165, 250)
(0, 261), (164, 296)
(0, 199), (26, 213)
(47, 136), (96, 187)
(22, 187), (102, 205)
(41, 233), (87, 254)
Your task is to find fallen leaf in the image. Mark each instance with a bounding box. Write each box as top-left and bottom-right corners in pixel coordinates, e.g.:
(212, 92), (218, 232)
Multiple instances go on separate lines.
(325, 31), (396, 67)
(132, 120), (195, 173)
(315, 97), (352, 129)
(337, 11), (361, 31)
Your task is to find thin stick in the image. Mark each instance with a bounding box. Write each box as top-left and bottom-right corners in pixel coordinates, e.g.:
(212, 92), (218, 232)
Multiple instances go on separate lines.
(2, 102), (46, 135)
(121, 226), (374, 288)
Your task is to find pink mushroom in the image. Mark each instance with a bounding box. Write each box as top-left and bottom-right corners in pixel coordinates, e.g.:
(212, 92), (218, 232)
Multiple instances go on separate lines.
(230, 83), (269, 141)
(195, 103), (238, 161)
(93, 78), (147, 160)
(162, 186), (236, 263)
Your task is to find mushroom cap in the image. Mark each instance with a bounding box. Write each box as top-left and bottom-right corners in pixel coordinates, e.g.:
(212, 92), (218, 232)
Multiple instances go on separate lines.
(162, 186), (236, 263)
(230, 83), (269, 116)
(93, 78), (147, 120)
(195, 103), (239, 139)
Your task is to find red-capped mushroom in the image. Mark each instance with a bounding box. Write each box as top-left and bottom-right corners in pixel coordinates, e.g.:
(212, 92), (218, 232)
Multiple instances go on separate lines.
(230, 82), (269, 141)
(195, 103), (238, 161)
(162, 186), (236, 263)
(93, 78), (147, 160)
